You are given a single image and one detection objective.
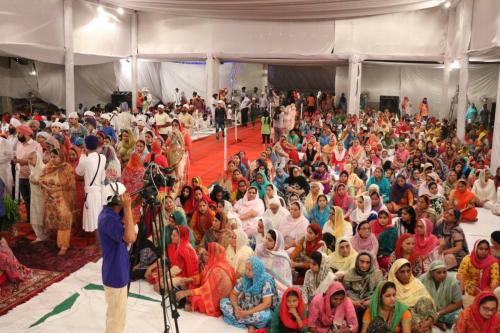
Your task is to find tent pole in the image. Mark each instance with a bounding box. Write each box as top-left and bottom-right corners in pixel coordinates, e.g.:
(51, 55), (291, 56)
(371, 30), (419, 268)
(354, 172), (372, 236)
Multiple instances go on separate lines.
(457, 56), (469, 142)
(131, 11), (138, 112)
(224, 128), (227, 169)
(63, 0), (74, 116)
(490, 66), (500, 173)
(347, 55), (362, 115)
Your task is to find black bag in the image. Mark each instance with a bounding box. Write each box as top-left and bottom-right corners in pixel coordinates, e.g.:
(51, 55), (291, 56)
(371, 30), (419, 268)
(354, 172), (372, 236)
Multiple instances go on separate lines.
(366, 315), (390, 333)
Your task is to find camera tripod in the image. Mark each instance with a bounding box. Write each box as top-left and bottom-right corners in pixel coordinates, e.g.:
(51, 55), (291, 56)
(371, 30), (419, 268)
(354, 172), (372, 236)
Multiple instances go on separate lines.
(129, 197), (180, 333)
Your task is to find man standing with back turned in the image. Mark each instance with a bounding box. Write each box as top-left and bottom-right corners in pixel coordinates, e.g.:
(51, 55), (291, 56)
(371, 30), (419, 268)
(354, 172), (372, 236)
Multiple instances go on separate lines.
(98, 182), (137, 333)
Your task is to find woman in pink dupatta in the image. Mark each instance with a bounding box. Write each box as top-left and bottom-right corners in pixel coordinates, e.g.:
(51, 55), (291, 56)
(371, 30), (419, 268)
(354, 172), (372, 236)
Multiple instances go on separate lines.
(122, 153), (145, 224)
(308, 281), (358, 333)
(393, 142), (410, 169)
(348, 138), (365, 164)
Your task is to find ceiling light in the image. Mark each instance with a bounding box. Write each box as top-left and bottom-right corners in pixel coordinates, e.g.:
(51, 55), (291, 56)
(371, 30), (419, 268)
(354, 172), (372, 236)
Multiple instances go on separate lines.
(444, 1), (451, 8)
(98, 5), (105, 13)
(117, 7), (124, 15)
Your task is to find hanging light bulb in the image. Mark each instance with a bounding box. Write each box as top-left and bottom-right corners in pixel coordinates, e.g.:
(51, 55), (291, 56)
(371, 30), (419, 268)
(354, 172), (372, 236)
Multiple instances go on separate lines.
(443, 1), (451, 8)
(117, 7), (124, 15)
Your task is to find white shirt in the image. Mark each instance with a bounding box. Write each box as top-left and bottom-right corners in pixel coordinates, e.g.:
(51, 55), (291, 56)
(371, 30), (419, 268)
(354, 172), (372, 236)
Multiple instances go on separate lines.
(75, 152), (107, 188)
(117, 112), (135, 132)
(154, 112), (172, 135)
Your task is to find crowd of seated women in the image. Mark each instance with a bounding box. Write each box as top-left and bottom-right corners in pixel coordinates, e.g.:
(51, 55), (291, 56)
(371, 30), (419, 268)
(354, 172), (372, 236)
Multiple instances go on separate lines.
(129, 102), (500, 333)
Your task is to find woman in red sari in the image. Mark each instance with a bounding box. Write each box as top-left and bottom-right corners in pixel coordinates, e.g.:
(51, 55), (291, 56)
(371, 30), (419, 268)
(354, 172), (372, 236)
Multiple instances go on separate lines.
(175, 242), (237, 317)
(121, 153), (145, 224)
(276, 135), (300, 165)
(146, 225), (199, 290)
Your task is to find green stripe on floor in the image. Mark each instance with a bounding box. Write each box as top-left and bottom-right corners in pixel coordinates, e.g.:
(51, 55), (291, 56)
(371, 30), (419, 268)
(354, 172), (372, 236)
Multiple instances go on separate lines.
(30, 283), (161, 328)
(30, 293), (80, 328)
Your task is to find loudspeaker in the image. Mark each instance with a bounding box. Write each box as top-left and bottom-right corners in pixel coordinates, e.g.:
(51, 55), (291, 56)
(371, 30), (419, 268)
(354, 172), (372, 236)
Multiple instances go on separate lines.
(379, 96), (400, 115)
(111, 91), (132, 109)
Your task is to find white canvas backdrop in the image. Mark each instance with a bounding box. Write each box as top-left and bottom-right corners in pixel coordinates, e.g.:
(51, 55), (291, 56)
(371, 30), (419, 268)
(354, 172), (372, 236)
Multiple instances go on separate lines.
(347, 62), (499, 116)
(137, 14), (335, 58)
(334, 7), (447, 60)
(73, 0), (132, 64)
(0, 0), (65, 64)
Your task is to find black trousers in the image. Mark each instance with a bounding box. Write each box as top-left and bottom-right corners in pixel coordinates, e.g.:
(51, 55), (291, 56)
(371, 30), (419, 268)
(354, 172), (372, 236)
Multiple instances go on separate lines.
(19, 178), (31, 222)
(262, 134), (270, 144)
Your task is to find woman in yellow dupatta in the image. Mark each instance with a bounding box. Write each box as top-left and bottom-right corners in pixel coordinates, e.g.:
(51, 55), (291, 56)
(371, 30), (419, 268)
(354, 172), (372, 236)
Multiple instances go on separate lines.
(40, 149), (76, 256)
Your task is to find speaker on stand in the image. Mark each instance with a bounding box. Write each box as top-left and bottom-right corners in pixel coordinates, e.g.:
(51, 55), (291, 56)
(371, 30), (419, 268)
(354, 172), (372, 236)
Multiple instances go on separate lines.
(111, 91), (132, 109)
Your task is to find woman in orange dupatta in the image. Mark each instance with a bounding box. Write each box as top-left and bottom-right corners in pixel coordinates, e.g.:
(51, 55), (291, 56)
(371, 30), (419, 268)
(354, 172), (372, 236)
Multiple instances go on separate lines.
(189, 200), (216, 244)
(449, 179), (479, 222)
(121, 153), (145, 224)
(176, 243), (237, 317)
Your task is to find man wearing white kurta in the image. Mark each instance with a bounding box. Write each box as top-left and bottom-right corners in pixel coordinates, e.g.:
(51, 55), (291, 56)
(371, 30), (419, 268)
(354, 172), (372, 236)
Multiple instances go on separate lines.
(76, 135), (106, 232)
(0, 136), (13, 197)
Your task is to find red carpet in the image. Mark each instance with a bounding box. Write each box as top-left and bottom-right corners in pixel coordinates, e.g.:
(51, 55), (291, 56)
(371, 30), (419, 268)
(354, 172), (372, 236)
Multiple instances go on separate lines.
(0, 268), (68, 316)
(11, 238), (101, 274)
(189, 123), (265, 185)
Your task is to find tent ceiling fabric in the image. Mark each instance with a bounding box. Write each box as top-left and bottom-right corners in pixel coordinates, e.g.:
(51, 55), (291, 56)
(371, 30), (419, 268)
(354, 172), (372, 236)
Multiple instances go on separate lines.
(102, 0), (444, 20)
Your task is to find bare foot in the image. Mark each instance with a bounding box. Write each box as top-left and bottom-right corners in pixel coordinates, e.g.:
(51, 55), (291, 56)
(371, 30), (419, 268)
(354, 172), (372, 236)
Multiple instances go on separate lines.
(247, 327), (255, 333)
(58, 249), (67, 256)
(184, 304), (192, 312)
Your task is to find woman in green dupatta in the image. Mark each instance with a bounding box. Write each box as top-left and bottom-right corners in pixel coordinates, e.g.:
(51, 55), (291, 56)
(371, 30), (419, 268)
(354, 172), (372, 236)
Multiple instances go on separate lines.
(361, 281), (411, 333)
(164, 209), (195, 247)
(251, 171), (270, 200)
(419, 260), (463, 330)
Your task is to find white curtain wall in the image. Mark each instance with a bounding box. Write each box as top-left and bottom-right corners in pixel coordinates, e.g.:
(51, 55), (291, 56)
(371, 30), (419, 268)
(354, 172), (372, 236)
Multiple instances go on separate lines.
(350, 62), (499, 117)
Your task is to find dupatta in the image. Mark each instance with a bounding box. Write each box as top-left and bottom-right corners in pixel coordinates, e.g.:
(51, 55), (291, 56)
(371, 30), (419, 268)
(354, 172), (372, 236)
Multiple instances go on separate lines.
(388, 258), (431, 307)
(191, 243), (236, 317)
(167, 226), (199, 278)
(470, 239), (498, 290)
(312, 282), (355, 328)
(328, 237), (358, 272)
(280, 288), (308, 330)
(369, 281), (408, 332)
(413, 218), (439, 257)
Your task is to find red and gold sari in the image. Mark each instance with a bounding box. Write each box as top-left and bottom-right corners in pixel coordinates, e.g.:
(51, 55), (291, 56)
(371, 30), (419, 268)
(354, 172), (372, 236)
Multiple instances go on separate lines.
(189, 243), (236, 316)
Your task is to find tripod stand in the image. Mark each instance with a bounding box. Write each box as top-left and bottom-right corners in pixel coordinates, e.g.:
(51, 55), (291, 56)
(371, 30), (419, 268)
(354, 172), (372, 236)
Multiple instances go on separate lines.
(129, 198), (180, 333)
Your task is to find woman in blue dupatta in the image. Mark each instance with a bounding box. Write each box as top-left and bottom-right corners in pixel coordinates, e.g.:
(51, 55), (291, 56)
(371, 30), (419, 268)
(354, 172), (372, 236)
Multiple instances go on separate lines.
(366, 167), (391, 203)
(273, 167), (289, 194)
(251, 171), (270, 200)
(220, 256), (278, 330)
(308, 194), (331, 228)
(164, 209), (195, 247)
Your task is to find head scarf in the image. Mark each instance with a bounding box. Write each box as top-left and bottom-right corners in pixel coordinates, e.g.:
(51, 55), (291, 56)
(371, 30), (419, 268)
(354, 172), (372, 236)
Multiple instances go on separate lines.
(325, 206), (348, 239)
(353, 195), (372, 222)
(394, 233), (417, 263)
(304, 181), (323, 212)
(369, 281), (408, 332)
(333, 183), (353, 213)
(420, 260), (459, 310)
(388, 258), (432, 307)
(313, 282), (354, 328)
(470, 291), (499, 333)
(280, 288), (308, 330)
(251, 171), (270, 199)
(328, 237), (357, 272)
(167, 226), (199, 279)
(370, 208), (393, 238)
(305, 223), (323, 257)
(351, 221), (379, 255)
(241, 256), (276, 296)
(413, 218), (439, 257)
(343, 251), (381, 301)
(470, 239), (498, 290)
